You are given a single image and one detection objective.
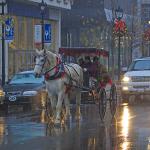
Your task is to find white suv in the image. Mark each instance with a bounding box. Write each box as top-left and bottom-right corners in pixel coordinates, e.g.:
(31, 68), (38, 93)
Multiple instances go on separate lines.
(121, 57), (150, 101)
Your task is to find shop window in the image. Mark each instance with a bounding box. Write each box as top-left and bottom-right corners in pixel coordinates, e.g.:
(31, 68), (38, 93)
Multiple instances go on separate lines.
(18, 17), (26, 49)
(27, 18), (33, 50)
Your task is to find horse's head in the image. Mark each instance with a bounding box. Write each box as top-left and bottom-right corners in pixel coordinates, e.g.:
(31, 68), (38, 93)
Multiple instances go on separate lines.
(34, 49), (47, 77)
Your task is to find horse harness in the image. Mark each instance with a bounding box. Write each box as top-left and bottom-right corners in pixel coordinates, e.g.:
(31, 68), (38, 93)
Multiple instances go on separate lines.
(44, 56), (66, 81)
(46, 56), (81, 93)
(38, 54), (79, 88)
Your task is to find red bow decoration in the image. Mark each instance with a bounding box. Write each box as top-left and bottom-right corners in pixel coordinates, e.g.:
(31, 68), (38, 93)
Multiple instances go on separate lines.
(114, 19), (126, 32)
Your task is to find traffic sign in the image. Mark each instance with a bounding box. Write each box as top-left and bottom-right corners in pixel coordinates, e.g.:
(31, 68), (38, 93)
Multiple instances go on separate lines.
(5, 18), (14, 41)
(44, 24), (51, 43)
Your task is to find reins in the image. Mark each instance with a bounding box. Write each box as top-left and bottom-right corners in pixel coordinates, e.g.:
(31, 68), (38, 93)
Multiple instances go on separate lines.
(44, 61), (62, 75)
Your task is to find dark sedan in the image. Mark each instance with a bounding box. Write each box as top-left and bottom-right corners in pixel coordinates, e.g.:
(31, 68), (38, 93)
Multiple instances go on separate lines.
(3, 71), (47, 111)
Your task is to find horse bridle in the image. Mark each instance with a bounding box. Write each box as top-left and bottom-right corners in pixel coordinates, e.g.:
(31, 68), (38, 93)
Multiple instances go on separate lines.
(35, 52), (63, 75)
(35, 54), (48, 72)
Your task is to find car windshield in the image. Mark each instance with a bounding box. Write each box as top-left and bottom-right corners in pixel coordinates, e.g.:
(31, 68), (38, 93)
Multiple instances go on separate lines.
(128, 60), (150, 71)
(9, 73), (44, 84)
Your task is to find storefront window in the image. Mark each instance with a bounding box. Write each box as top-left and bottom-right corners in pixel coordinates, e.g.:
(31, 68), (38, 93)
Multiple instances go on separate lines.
(27, 18), (33, 50)
(18, 16), (26, 49)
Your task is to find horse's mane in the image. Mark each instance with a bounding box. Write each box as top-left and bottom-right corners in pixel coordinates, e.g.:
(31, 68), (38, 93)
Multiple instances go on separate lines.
(36, 49), (58, 67)
(46, 50), (57, 66)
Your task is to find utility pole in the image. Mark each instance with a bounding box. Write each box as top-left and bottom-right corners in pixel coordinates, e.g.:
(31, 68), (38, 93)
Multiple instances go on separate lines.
(130, 4), (135, 63)
(110, 0), (116, 80)
(39, 0), (47, 50)
(0, 0), (6, 86)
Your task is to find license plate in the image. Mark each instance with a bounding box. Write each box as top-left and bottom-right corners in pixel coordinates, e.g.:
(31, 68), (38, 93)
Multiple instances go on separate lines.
(9, 96), (17, 102)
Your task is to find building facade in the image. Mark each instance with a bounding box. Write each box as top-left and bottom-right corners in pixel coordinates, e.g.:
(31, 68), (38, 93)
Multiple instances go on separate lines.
(104, 0), (142, 68)
(61, 0), (110, 51)
(0, 0), (71, 81)
(141, 0), (150, 56)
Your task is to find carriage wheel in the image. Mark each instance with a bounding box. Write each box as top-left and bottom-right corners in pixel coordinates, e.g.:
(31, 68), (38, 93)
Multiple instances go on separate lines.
(98, 88), (107, 121)
(45, 97), (54, 121)
(109, 84), (117, 117)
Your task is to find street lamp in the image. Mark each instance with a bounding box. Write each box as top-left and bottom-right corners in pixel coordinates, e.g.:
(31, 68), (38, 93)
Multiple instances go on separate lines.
(115, 6), (123, 21)
(0, 0), (6, 86)
(115, 6), (124, 81)
(39, 0), (47, 49)
(143, 21), (150, 56)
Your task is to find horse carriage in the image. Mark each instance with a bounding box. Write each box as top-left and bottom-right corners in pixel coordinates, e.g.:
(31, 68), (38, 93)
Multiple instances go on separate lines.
(34, 48), (117, 124)
(59, 47), (117, 121)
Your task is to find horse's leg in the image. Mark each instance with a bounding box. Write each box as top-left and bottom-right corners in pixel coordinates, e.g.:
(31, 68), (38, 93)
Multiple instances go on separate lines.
(51, 95), (57, 118)
(75, 90), (81, 120)
(55, 92), (64, 124)
(47, 92), (56, 120)
(64, 93), (71, 120)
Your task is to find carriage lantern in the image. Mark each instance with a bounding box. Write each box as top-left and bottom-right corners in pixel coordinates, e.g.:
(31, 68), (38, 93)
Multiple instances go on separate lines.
(0, 0), (7, 86)
(115, 6), (123, 21)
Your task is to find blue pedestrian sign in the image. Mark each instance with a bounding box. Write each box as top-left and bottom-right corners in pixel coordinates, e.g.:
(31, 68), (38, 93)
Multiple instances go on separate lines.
(44, 24), (51, 43)
(5, 18), (14, 41)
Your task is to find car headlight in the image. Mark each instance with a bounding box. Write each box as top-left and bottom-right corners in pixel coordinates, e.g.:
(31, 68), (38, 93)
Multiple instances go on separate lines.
(122, 86), (129, 91)
(23, 91), (38, 96)
(122, 76), (130, 82)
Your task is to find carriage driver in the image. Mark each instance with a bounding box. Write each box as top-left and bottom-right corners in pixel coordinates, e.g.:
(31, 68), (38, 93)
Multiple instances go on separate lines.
(89, 56), (112, 88)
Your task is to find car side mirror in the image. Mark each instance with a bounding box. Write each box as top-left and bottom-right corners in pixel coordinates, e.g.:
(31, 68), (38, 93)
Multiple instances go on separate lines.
(6, 79), (11, 84)
(121, 67), (128, 77)
(122, 67), (128, 72)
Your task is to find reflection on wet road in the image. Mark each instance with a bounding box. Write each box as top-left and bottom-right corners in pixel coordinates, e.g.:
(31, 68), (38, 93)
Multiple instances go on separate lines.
(1, 103), (150, 149)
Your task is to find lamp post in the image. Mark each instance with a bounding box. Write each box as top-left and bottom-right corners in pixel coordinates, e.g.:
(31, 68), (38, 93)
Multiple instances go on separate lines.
(39, 0), (47, 49)
(148, 21), (150, 56)
(144, 21), (150, 56)
(0, 0), (6, 86)
(115, 6), (123, 81)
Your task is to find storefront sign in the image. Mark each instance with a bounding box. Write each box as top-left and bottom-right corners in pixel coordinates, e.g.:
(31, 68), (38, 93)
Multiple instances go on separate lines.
(44, 24), (51, 43)
(5, 18), (14, 41)
(34, 25), (42, 44)
(28, 0), (71, 9)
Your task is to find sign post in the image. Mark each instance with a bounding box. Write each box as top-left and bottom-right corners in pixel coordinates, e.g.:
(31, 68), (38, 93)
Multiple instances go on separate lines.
(5, 18), (14, 41)
(44, 24), (51, 43)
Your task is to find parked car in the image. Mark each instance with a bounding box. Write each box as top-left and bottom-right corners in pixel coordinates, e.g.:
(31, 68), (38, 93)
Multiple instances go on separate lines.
(3, 70), (47, 111)
(121, 57), (150, 102)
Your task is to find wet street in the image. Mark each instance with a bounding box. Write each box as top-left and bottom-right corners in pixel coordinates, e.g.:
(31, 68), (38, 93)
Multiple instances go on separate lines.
(0, 102), (150, 150)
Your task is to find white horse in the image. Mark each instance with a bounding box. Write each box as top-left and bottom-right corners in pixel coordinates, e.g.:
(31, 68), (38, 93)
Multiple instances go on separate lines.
(34, 49), (83, 124)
